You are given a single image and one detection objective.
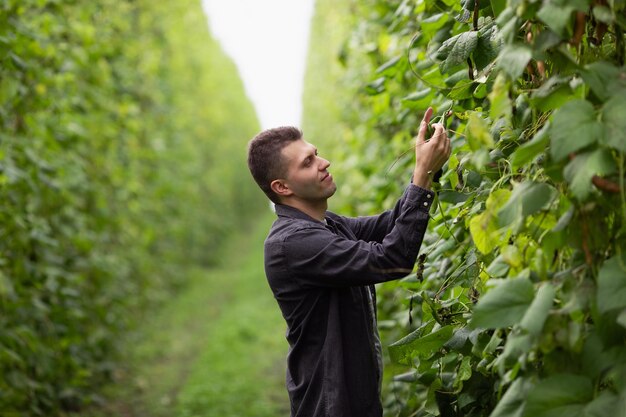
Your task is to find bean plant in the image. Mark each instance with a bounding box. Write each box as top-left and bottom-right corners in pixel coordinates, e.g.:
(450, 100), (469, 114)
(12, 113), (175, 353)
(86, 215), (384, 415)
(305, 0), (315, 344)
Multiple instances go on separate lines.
(333, 1), (626, 416)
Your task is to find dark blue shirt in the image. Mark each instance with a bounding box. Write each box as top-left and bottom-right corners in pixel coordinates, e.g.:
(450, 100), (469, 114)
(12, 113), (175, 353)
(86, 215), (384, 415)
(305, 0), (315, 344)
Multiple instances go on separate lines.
(264, 184), (433, 417)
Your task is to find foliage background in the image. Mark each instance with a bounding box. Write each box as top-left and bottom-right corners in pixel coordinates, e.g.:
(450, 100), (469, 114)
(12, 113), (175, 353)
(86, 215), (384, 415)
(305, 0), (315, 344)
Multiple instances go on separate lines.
(304, 0), (626, 416)
(3, 0), (626, 415)
(0, 0), (262, 414)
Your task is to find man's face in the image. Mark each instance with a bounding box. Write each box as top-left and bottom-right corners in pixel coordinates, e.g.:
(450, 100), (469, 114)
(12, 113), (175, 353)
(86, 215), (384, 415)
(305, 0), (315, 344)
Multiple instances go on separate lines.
(279, 139), (337, 202)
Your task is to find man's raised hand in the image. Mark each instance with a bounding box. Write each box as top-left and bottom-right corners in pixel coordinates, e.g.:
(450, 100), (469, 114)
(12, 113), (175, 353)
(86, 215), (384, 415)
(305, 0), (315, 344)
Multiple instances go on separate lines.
(412, 107), (451, 189)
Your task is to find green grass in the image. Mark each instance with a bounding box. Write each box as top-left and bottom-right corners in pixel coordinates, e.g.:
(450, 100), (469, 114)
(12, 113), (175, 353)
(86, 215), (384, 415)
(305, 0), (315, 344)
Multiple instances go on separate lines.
(83, 212), (289, 417)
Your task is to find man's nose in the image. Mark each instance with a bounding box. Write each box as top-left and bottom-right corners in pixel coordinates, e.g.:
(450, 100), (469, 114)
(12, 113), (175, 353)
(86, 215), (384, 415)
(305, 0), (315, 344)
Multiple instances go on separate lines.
(319, 157), (331, 170)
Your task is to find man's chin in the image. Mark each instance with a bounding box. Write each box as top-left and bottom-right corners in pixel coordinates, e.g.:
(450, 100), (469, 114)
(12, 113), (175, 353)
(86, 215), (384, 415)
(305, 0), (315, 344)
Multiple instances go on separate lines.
(326, 183), (338, 198)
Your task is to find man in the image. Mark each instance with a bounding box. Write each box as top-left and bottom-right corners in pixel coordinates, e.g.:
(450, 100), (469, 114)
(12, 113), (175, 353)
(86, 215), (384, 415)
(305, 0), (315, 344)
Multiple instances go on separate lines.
(247, 108), (450, 417)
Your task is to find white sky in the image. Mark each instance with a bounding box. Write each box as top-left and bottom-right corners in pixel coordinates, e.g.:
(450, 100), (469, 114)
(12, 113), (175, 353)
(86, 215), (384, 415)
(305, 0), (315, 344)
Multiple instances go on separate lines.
(201, 0), (316, 130)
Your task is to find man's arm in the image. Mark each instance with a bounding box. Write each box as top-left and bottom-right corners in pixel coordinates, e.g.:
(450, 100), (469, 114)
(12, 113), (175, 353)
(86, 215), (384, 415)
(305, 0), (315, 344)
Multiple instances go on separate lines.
(282, 185), (432, 288)
(334, 184), (430, 243)
(337, 107), (451, 243)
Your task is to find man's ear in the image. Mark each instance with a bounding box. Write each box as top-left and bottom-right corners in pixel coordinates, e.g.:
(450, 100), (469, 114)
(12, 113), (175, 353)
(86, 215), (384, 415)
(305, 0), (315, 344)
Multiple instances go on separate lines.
(270, 179), (293, 198)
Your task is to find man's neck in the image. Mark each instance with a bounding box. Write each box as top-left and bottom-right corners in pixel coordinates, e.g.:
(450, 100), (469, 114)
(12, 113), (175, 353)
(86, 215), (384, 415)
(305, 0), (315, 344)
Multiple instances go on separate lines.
(281, 198), (328, 222)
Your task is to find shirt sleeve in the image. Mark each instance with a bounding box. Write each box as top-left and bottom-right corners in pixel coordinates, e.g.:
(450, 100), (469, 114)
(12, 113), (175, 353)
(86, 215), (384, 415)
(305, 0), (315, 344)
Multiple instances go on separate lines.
(337, 185), (434, 243)
(283, 185), (433, 288)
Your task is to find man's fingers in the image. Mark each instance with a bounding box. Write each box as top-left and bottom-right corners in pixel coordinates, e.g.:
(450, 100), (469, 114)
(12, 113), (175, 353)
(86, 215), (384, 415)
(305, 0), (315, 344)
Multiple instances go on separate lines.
(422, 107), (433, 125)
(416, 108), (434, 144)
(442, 132), (451, 158)
(431, 123), (451, 166)
(430, 123), (445, 141)
(416, 122), (428, 144)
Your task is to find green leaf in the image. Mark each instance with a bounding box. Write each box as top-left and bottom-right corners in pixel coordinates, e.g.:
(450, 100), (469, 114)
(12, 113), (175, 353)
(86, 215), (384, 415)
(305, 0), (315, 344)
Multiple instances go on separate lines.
(0, 270), (14, 297)
(483, 330), (504, 355)
(489, 73), (512, 120)
(597, 253), (626, 313)
(444, 327), (475, 350)
(563, 149), (616, 200)
(497, 44), (532, 79)
(389, 325), (454, 365)
(474, 82), (488, 98)
(522, 374), (593, 417)
(425, 378), (443, 415)
(402, 88), (432, 102)
(530, 76), (575, 112)
(537, 0), (590, 38)
(402, 88), (435, 108)
(602, 90), (626, 153)
(421, 13), (450, 33)
(376, 55), (403, 76)
(365, 77), (386, 95)
(550, 100), (602, 162)
(582, 61), (621, 102)
(454, 356), (472, 390)
(517, 182), (558, 216)
(0, 78), (20, 104)
(520, 283), (555, 336)
(487, 255), (510, 277)
(445, 69), (470, 86)
(581, 334), (613, 378)
(499, 333), (532, 366)
(436, 31), (479, 74)
(438, 191), (470, 204)
(585, 392), (622, 417)
(537, 5), (575, 38)
(511, 124), (550, 169)
(471, 277), (535, 329)
(448, 80), (475, 100)
(533, 30), (563, 52)
(490, 0), (507, 17)
(474, 19), (501, 70)
(551, 206), (574, 233)
(501, 245), (523, 268)
(592, 5), (614, 24)
(490, 378), (533, 417)
(466, 112), (495, 150)
(618, 309), (626, 329)
(462, 0), (492, 10)
(470, 189), (510, 254)
(498, 182), (557, 228)
(470, 211), (499, 254)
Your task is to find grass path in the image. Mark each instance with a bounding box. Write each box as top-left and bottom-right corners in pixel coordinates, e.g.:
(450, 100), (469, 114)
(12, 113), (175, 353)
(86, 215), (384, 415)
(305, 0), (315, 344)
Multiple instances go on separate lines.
(87, 212), (289, 417)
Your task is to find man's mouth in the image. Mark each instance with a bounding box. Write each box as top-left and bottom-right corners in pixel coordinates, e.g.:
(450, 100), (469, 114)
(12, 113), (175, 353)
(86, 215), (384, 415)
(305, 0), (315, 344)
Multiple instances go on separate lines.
(322, 173), (331, 182)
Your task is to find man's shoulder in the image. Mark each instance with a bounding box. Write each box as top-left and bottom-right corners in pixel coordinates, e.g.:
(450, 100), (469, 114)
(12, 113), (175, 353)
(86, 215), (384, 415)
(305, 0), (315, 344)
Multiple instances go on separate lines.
(325, 211), (345, 222)
(265, 215), (326, 245)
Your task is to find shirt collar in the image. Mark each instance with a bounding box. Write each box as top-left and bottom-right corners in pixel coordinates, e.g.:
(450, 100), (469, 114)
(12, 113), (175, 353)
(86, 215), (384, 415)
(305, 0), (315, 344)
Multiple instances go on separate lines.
(274, 204), (326, 224)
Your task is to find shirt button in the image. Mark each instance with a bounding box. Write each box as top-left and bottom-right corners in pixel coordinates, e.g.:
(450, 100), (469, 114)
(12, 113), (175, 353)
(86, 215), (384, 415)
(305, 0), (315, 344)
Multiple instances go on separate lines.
(427, 194), (432, 199)
(423, 202), (429, 207)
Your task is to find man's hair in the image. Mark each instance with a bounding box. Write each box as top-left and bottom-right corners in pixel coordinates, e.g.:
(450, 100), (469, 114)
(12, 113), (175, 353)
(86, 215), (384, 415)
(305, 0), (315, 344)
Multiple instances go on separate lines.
(247, 126), (303, 204)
